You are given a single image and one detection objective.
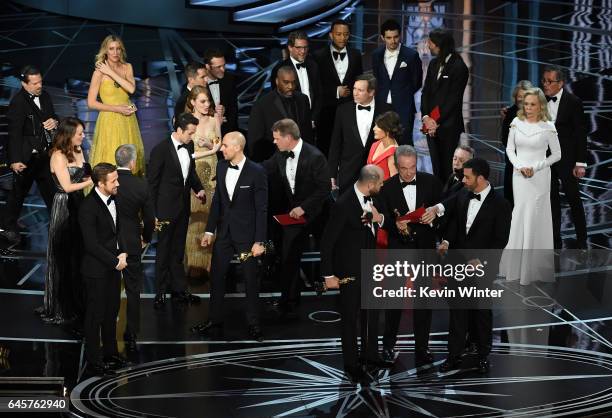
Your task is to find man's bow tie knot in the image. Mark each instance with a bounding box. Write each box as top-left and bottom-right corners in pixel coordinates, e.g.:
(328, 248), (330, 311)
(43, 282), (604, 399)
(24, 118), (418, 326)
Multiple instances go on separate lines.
(282, 150), (295, 159)
(177, 144), (188, 150)
(357, 105), (371, 111)
(228, 163), (239, 170)
(400, 179), (416, 188)
(468, 192), (481, 201)
(106, 196), (115, 206)
(332, 51), (346, 61)
(295, 62), (305, 70)
(208, 80), (219, 85)
(363, 196), (372, 203)
(546, 95), (557, 103)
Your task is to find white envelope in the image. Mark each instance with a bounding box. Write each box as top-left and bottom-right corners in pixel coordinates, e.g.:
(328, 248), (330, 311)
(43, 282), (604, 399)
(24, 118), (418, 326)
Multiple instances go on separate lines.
(399, 61), (408, 68)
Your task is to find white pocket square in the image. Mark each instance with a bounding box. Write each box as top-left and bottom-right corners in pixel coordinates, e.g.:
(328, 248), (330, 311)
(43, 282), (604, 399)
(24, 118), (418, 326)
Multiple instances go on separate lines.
(442, 75), (449, 79)
(239, 185), (250, 189)
(399, 61), (408, 68)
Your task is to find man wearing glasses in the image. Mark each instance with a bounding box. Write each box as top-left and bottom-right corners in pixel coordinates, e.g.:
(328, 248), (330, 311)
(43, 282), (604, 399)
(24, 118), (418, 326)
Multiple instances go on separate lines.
(541, 64), (588, 249)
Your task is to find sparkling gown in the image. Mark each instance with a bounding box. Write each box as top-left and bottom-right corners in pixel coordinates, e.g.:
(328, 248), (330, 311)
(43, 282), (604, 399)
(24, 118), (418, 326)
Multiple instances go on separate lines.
(500, 118), (562, 285)
(90, 78), (145, 176)
(38, 166), (85, 324)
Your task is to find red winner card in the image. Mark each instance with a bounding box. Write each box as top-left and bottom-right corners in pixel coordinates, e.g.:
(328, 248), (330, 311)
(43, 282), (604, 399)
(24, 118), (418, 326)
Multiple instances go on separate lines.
(397, 206), (426, 222)
(274, 214), (306, 226)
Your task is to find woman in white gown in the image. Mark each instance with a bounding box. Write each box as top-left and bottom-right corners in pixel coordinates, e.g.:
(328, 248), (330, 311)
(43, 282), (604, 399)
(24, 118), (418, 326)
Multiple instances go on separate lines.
(500, 88), (561, 285)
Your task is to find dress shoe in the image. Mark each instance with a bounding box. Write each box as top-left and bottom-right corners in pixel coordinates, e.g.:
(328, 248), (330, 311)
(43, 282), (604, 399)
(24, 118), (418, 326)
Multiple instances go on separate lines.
(270, 301), (297, 320)
(462, 342), (478, 356)
(191, 321), (224, 339)
(171, 291), (201, 305)
(415, 349), (434, 366)
(381, 347), (397, 365)
(0, 230), (21, 245)
(363, 355), (393, 369)
(86, 362), (112, 376)
(248, 325), (264, 342)
(104, 354), (131, 370)
(123, 333), (137, 351)
(478, 357), (490, 373)
(153, 294), (166, 310)
(439, 357), (462, 373)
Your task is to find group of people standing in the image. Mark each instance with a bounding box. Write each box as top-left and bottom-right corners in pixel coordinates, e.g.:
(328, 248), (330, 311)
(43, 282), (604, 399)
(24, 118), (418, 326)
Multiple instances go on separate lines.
(1, 18), (589, 381)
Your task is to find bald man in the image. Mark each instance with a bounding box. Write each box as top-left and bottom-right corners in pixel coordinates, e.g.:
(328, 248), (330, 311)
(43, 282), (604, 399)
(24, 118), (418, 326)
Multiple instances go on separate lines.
(191, 131), (268, 341)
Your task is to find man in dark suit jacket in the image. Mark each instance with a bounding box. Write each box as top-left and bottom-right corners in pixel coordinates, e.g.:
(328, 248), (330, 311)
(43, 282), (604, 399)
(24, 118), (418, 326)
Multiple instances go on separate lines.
(1, 65), (58, 243)
(79, 163), (129, 375)
(421, 29), (469, 183)
(192, 132), (268, 341)
(147, 113), (205, 309)
(328, 74), (393, 194)
(371, 19), (423, 146)
(247, 66), (314, 162)
(271, 31), (322, 126)
(424, 158), (511, 373)
(321, 165), (385, 384)
(313, 19), (363, 156)
(541, 65), (588, 249)
(441, 145), (474, 199)
(205, 48), (239, 135)
(173, 61), (207, 119)
(262, 119), (330, 317)
(378, 145), (443, 367)
(114, 144), (155, 351)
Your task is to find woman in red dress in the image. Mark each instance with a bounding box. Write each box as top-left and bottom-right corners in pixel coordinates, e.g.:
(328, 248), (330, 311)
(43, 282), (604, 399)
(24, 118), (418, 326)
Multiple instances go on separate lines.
(366, 111), (403, 247)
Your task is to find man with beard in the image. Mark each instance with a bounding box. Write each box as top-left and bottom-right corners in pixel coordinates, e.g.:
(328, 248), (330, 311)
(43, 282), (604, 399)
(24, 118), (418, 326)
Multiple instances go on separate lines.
(204, 48), (238, 135)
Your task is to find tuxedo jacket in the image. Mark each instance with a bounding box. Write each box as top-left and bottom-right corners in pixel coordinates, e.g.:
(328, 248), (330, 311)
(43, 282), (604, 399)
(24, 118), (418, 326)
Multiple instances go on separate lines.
(371, 45), (423, 117)
(378, 172), (442, 249)
(147, 138), (203, 221)
(313, 46), (363, 108)
(553, 89), (588, 168)
(441, 172), (463, 200)
(441, 187), (511, 250)
(262, 141), (330, 222)
(216, 74), (239, 135)
(173, 83), (189, 118)
(320, 187), (377, 278)
(328, 100), (393, 191)
(116, 169), (155, 256)
(271, 57), (323, 122)
(421, 53), (469, 138)
(7, 88), (57, 164)
(501, 104), (518, 148)
(206, 158), (268, 244)
(78, 191), (126, 278)
(247, 90), (313, 162)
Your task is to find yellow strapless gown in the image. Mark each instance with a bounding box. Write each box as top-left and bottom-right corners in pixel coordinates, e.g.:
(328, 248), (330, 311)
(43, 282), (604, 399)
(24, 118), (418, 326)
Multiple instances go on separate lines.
(90, 79), (145, 176)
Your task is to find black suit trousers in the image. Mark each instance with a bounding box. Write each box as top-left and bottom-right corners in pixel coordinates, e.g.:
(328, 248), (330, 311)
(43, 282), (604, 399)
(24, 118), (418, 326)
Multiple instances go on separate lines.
(383, 308), (432, 352)
(209, 236), (259, 326)
(4, 153), (55, 230)
(316, 105), (337, 157)
(339, 281), (378, 372)
(155, 209), (189, 294)
(83, 272), (121, 364)
(123, 254), (144, 335)
(550, 164), (587, 248)
(427, 130), (460, 183)
(447, 307), (492, 360)
(279, 225), (308, 307)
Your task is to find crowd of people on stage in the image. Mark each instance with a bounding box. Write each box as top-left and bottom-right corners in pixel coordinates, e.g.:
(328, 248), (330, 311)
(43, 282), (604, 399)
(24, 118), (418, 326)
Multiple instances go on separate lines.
(1, 18), (589, 380)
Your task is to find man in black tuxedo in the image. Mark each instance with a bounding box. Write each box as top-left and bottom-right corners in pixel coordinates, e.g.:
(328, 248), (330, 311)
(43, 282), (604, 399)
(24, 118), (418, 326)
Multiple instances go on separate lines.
(173, 61), (207, 119)
(114, 144), (155, 351)
(271, 31), (322, 128)
(148, 113), (206, 309)
(1, 65), (58, 243)
(328, 74), (393, 194)
(204, 48), (239, 136)
(262, 119), (329, 318)
(79, 163), (130, 375)
(247, 66), (314, 162)
(441, 145), (473, 199)
(541, 65), (588, 249)
(371, 19), (423, 145)
(313, 19), (363, 157)
(321, 164), (385, 384)
(378, 145), (443, 367)
(421, 29), (469, 183)
(424, 158), (511, 373)
(191, 132), (268, 341)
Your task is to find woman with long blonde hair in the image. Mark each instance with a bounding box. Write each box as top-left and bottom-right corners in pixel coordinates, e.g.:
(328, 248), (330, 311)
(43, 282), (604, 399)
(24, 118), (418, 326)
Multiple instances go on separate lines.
(87, 35), (145, 175)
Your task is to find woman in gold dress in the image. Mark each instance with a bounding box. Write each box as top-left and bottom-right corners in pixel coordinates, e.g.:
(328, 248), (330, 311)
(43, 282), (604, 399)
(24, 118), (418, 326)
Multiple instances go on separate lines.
(87, 35), (145, 176)
(184, 85), (222, 276)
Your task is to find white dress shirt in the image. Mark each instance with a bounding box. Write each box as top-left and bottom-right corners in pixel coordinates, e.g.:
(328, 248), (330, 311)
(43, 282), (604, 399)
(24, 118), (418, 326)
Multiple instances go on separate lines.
(286, 139), (303, 194)
(291, 56), (311, 107)
(546, 88), (562, 122)
(384, 45), (400, 103)
(225, 155), (246, 201)
(32, 95), (41, 109)
(331, 45), (348, 94)
(401, 175), (417, 213)
(95, 187), (117, 226)
(436, 183), (491, 241)
(354, 183), (376, 236)
(208, 79), (221, 106)
(171, 135), (190, 184)
(356, 100), (375, 146)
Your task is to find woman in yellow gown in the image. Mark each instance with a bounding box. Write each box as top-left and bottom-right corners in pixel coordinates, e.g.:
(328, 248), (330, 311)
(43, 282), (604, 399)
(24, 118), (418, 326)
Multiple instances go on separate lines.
(184, 85), (222, 277)
(87, 35), (145, 176)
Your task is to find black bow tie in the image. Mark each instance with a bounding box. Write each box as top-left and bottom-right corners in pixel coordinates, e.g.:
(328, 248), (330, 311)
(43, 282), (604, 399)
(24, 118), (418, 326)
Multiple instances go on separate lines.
(333, 51), (346, 61)
(295, 62), (305, 70)
(106, 196), (115, 206)
(468, 192), (481, 201)
(208, 80), (219, 85)
(546, 95), (557, 102)
(228, 163), (239, 170)
(282, 150), (295, 159)
(357, 105), (371, 111)
(363, 195), (372, 203)
(177, 144), (188, 151)
(400, 179), (416, 188)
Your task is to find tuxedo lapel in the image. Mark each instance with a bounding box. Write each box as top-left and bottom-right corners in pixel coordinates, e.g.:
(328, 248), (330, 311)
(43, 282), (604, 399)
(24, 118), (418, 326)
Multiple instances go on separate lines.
(349, 106), (362, 147)
(467, 189), (494, 237)
(230, 161), (249, 206)
(294, 145), (308, 196)
(390, 48), (404, 82)
(167, 139), (183, 181)
(93, 191), (117, 234)
(218, 163), (231, 203)
(556, 90), (569, 125)
(415, 174), (425, 209)
(273, 93), (288, 119)
(393, 177), (409, 215)
(276, 153), (292, 196)
(327, 49), (342, 85)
